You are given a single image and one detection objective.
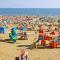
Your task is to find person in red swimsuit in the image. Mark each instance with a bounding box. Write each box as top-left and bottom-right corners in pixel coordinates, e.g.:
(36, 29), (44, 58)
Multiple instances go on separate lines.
(34, 27), (45, 44)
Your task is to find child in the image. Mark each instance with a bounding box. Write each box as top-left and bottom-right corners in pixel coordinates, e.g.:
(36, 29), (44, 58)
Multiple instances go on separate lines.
(20, 47), (28, 60)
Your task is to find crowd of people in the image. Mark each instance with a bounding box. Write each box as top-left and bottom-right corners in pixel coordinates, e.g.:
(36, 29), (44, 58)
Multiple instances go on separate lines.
(0, 16), (60, 60)
(34, 25), (60, 48)
(0, 16), (59, 31)
(0, 16), (60, 42)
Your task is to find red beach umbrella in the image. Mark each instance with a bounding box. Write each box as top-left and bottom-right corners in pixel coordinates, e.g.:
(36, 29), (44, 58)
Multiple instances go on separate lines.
(50, 31), (58, 38)
(50, 31), (55, 35)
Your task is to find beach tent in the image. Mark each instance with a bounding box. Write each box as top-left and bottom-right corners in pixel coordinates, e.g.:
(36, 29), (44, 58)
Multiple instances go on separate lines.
(9, 27), (18, 42)
(0, 27), (6, 33)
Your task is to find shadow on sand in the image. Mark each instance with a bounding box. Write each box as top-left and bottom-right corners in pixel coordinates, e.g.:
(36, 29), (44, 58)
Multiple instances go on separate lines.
(0, 39), (10, 42)
(17, 44), (31, 49)
(0, 38), (28, 44)
(0, 39), (14, 44)
(17, 38), (27, 40)
(0, 39), (60, 49)
(17, 44), (60, 50)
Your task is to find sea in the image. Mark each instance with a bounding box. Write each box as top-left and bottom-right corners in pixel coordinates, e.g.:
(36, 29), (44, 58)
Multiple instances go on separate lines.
(0, 8), (60, 16)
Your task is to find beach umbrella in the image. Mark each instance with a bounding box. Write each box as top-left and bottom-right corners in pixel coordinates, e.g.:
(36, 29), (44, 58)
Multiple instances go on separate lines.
(50, 31), (55, 35)
(22, 28), (27, 31)
(50, 31), (58, 38)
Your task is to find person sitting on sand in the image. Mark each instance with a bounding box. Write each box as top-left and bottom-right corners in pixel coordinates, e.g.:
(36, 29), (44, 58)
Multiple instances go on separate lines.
(34, 28), (45, 44)
(20, 47), (28, 60)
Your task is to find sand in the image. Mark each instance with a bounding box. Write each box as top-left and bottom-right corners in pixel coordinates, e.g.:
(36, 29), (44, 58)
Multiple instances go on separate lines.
(0, 31), (60, 60)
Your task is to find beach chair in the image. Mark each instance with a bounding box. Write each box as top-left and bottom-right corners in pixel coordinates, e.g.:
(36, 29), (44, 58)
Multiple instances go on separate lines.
(30, 38), (37, 49)
(30, 38), (45, 49)
(35, 34), (45, 48)
(35, 40), (45, 48)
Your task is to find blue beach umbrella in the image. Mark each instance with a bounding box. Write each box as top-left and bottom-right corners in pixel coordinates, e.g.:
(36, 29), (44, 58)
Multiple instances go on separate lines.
(22, 28), (27, 31)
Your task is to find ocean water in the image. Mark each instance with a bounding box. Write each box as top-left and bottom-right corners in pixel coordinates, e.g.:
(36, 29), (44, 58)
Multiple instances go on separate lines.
(0, 8), (60, 16)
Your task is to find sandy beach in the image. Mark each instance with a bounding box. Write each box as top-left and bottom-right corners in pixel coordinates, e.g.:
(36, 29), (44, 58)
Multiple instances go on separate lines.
(0, 31), (60, 60)
(0, 16), (60, 60)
